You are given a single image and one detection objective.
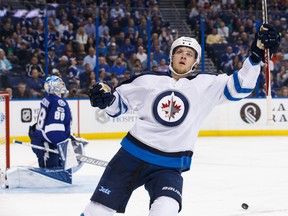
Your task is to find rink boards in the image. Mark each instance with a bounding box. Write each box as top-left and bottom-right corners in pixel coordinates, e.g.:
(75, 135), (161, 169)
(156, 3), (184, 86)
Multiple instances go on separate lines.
(6, 98), (288, 141)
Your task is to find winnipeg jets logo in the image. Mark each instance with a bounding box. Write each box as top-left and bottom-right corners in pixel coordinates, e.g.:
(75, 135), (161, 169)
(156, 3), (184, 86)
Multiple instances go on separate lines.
(161, 92), (181, 120)
(153, 90), (189, 127)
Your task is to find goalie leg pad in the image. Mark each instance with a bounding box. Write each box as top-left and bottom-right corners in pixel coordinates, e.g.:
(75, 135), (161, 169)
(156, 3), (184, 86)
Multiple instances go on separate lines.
(5, 166), (72, 188)
(57, 139), (78, 170)
(83, 201), (116, 216)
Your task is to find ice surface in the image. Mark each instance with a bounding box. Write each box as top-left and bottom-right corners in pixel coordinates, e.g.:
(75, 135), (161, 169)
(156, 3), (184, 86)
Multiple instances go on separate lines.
(1, 137), (288, 216)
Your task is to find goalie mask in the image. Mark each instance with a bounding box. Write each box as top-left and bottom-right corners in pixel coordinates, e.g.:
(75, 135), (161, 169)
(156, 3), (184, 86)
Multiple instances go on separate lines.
(44, 75), (68, 97)
(169, 36), (201, 76)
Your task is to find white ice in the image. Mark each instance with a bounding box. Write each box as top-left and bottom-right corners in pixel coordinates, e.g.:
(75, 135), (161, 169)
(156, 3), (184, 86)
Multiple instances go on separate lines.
(1, 136), (288, 216)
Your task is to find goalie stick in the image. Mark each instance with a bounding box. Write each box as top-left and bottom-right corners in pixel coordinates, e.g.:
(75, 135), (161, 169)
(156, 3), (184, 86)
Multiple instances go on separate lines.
(12, 140), (108, 168)
(262, 0), (273, 124)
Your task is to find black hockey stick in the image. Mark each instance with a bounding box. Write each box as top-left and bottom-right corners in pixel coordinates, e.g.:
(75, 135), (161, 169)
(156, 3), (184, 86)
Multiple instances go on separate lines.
(13, 140), (108, 167)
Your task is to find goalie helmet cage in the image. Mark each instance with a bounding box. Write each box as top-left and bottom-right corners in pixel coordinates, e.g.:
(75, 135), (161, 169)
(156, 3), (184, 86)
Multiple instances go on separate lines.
(0, 91), (10, 170)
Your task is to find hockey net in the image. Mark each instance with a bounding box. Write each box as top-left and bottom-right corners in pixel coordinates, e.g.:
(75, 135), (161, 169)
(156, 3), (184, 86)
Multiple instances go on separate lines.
(0, 92), (10, 174)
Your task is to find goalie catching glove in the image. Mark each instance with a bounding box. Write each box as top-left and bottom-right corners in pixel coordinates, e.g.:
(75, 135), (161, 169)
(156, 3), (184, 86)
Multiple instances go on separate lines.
(89, 81), (116, 109)
(250, 23), (280, 64)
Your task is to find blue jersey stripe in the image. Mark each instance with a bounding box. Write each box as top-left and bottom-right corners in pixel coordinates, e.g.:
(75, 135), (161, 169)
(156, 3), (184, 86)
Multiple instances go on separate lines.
(121, 136), (192, 171)
(224, 72), (254, 101)
(233, 72), (254, 93)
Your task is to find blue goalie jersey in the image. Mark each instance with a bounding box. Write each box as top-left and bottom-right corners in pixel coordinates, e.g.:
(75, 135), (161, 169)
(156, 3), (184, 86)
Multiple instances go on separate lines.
(34, 94), (72, 146)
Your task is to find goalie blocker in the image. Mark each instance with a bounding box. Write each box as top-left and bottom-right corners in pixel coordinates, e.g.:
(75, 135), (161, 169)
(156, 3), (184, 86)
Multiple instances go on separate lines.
(4, 137), (86, 188)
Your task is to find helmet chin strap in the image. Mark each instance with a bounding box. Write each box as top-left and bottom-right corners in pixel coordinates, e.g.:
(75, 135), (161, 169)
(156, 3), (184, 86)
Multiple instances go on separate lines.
(169, 61), (198, 77)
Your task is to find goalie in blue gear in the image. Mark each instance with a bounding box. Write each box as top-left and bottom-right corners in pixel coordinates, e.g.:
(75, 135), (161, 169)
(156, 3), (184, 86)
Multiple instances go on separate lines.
(5, 75), (87, 188)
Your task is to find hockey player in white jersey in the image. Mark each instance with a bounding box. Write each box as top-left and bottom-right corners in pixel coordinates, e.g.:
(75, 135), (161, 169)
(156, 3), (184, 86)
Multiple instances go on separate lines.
(82, 24), (280, 216)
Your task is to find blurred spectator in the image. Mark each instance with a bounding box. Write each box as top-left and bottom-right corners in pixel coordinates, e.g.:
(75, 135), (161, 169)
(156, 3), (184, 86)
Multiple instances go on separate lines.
(80, 63), (93, 89)
(13, 82), (31, 99)
(119, 52), (128, 68)
(48, 47), (58, 70)
(131, 58), (143, 75)
(51, 68), (62, 78)
(152, 43), (168, 64)
(55, 55), (69, 78)
(63, 23), (76, 45)
(136, 46), (147, 63)
(83, 47), (96, 71)
(57, 17), (69, 39)
(120, 38), (136, 59)
(98, 67), (112, 81)
(76, 43), (87, 61)
(85, 37), (96, 53)
(0, 22), (14, 42)
(64, 44), (76, 60)
(158, 27), (174, 53)
(127, 53), (138, 71)
(115, 31), (125, 47)
(84, 17), (96, 38)
(279, 32), (288, 54)
(110, 57), (127, 77)
(98, 18), (109, 38)
(4, 87), (13, 99)
(142, 52), (158, 71)
(124, 18), (139, 40)
(16, 42), (31, 67)
(106, 42), (120, 67)
(76, 26), (88, 45)
(0, 49), (12, 72)
(68, 58), (80, 88)
(138, 18), (148, 44)
(76, 56), (85, 74)
(217, 21), (229, 40)
(220, 45), (236, 74)
(48, 24), (60, 47)
(0, 49), (12, 89)
(244, 19), (255, 36)
(157, 58), (169, 73)
(102, 29), (111, 46)
(187, 1), (200, 29)
(277, 86), (288, 97)
(20, 27), (34, 51)
(111, 77), (119, 88)
(25, 56), (44, 77)
(131, 65), (141, 76)
(206, 28), (226, 46)
(98, 40), (108, 56)
(109, 19), (122, 38)
(118, 70), (131, 84)
(26, 68), (45, 98)
(110, 2), (125, 19)
(99, 56), (111, 73)
(51, 38), (66, 58)
(276, 65), (288, 88)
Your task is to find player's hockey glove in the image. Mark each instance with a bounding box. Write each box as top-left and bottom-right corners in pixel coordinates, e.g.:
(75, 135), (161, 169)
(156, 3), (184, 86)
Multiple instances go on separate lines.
(89, 81), (115, 109)
(250, 23), (280, 64)
(28, 123), (42, 144)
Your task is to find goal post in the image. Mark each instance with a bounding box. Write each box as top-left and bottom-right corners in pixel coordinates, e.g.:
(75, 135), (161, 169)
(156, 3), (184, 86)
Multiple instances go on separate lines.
(0, 91), (10, 171)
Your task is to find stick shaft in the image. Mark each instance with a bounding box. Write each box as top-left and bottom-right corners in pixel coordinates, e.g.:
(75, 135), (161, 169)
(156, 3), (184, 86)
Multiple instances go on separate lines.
(262, 0), (273, 123)
(13, 140), (108, 167)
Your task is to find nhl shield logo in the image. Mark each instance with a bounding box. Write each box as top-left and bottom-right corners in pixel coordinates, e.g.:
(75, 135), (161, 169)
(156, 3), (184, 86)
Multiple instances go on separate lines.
(152, 90), (189, 127)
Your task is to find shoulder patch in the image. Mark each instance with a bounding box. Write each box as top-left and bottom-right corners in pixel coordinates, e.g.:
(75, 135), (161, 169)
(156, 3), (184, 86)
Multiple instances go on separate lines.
(41, 98), (50, 107)
(58, 99), (66, 107)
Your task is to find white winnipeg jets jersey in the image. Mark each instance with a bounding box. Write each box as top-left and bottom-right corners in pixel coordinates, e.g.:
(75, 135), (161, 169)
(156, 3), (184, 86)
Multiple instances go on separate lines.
(106, 57), (260, 171)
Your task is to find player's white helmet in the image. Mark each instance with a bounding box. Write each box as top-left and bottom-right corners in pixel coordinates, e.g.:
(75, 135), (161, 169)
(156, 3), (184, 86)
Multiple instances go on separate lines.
(169, 36), (201, 76)
(44, 75), (68, 97)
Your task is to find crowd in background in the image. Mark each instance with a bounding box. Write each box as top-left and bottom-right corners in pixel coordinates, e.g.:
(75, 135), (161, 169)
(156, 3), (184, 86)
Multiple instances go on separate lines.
(186, 0), (288, 97)
(0, 0), (287, 99)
